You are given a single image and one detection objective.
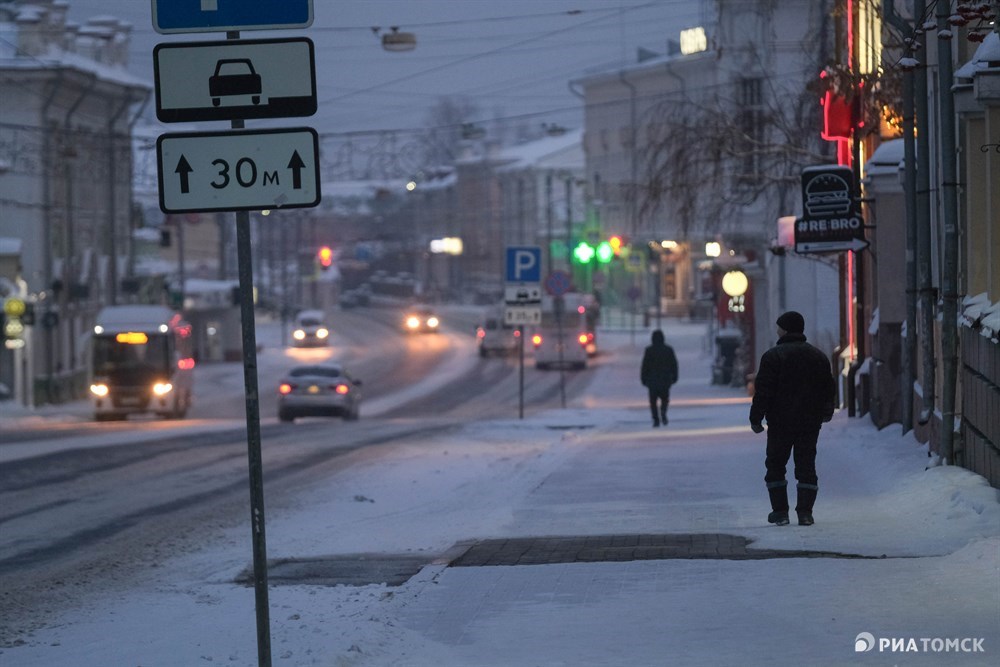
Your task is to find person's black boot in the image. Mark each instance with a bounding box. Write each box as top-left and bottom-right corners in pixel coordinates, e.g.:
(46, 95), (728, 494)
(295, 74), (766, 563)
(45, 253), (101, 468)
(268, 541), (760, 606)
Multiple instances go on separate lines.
(768, 510), (790, 525)
(796, 484), (818, 526)
(767, 482), (789, 526)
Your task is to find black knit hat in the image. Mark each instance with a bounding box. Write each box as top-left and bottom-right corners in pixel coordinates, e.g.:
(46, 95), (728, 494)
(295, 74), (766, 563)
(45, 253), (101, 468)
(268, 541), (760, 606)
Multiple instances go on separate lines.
(776, 311), (805, 334)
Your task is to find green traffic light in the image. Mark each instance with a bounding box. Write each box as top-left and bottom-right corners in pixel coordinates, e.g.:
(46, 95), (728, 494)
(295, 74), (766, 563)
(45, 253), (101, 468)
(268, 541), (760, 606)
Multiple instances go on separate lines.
(596, 241), (614, 264)
(573, 241), (595, 264)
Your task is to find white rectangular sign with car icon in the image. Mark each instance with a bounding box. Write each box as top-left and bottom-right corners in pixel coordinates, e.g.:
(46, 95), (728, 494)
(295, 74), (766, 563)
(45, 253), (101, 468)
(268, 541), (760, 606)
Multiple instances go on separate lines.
(154, 38), (317, 123)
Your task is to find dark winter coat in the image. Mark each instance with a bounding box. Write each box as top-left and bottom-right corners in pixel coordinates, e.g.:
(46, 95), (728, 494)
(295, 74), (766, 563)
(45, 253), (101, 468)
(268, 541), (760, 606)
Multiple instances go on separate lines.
(641, 331), (679, 392)
(750, 333), (836, 431)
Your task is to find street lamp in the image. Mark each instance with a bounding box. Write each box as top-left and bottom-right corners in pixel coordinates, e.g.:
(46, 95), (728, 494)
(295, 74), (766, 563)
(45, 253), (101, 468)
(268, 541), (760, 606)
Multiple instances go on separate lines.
(721, 270), (748, 298)
(380, 27), (416, 52)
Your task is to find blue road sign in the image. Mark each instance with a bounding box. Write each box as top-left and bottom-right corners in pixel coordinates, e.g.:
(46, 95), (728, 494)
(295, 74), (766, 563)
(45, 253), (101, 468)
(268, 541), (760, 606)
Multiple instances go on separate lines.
(152, 0), (313, 34)
(506, 247), (542, 283)
(545, 270), (572, 297)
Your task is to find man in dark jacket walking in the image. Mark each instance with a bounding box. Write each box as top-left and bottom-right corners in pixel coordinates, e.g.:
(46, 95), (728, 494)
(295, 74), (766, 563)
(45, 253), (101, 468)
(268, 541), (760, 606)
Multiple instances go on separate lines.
(641, 329), (679, 428)
(750, 311), (836, 526)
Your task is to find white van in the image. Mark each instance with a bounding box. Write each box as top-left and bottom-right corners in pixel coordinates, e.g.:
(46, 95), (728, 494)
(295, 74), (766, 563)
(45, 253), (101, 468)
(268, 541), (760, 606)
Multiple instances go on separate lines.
(476, 310), (519, 357)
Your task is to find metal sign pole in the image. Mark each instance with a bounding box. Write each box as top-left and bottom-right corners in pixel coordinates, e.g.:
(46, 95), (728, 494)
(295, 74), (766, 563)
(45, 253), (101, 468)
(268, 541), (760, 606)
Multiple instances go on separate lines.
(518, 324), (524, 419)
(236, 206), (271, 667)
(229, 31), (272, 667)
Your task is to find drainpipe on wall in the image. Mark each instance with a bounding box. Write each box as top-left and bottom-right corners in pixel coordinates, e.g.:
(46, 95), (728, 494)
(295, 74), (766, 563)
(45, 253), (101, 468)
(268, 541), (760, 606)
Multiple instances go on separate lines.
(125, 95), (149, 285)
(61, 73), (98, 390)
(883, 0), (917, 435)
(107, 96), (131, 307)
(935, 0), (960, 464)
(914, 0), (936, 429)
(40, 70), (63, 405)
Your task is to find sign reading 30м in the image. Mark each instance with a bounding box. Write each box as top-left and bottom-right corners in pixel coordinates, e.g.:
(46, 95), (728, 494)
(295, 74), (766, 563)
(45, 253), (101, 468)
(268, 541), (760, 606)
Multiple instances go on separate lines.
(154, 38), (316, 123)
(157, 127), (321, 213)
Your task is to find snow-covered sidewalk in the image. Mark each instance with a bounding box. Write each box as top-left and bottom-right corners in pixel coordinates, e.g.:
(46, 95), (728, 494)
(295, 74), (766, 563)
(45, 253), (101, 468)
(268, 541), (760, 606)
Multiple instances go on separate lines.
(3, 322), (998, 666)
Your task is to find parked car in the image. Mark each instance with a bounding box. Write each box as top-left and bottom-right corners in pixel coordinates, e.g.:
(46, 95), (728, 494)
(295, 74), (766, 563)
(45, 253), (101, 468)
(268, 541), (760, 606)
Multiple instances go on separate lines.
(292, 309), (330, 347)
(476, 313), (520, 357)
(277, 363), (362, 422)
(403, 305), (440, 333)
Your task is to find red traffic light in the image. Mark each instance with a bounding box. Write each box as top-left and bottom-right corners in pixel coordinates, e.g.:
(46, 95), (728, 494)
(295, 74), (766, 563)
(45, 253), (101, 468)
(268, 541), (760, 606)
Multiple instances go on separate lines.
(318, 246), (333, 268)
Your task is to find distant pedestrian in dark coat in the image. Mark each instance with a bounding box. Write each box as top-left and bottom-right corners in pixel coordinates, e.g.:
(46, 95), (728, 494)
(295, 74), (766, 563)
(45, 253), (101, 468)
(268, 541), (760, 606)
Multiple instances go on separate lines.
(749, 311), (836, 526)
(641, 329), (679, 428)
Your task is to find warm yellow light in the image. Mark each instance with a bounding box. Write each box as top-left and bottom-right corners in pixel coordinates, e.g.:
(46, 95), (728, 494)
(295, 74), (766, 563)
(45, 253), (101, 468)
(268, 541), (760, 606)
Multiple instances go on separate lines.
(90, 383), (109, 397)
(406, 181), (417, 191)
(661, 240), (678, 249)
(705, 242), (721, 257)
(293, 329), (306, 340)
(722, 270), (749, 297)
(153, 382), (173, 396)
(116, 332), (148, 345)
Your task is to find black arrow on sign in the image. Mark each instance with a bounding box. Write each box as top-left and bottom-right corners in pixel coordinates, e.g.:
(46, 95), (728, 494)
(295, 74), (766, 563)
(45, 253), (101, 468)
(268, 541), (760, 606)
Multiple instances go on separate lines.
(174, 156), (193, 194)
(288, 151), (306, 189)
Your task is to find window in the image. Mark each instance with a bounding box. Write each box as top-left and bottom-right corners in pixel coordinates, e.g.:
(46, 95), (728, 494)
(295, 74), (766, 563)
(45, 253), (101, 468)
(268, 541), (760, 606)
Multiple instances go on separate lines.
(738, 77), (765, 183)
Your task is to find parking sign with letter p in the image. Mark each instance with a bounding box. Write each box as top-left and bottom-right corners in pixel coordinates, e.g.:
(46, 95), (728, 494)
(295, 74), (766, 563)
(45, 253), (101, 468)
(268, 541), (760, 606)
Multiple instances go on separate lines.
(506, 246), (541, 283)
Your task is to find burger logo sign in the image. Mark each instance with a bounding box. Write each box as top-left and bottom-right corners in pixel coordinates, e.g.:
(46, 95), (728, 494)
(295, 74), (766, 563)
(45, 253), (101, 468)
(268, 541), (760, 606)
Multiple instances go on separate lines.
(796, 165), (868, 254)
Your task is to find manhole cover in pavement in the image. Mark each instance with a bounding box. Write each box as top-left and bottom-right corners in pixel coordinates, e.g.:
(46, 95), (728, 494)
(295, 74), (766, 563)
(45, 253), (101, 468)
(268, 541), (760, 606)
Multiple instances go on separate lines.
(236, 555), (432, 587)
(449, 533), (875, 567)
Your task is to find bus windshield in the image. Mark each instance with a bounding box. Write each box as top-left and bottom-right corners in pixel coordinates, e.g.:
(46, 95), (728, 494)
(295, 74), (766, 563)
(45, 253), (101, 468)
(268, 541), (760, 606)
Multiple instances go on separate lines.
(92, 334), (171, 376)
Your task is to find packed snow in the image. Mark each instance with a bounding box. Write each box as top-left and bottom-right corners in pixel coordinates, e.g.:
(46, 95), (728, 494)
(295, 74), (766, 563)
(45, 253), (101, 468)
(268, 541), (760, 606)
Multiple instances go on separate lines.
(2, 321), (997, 666)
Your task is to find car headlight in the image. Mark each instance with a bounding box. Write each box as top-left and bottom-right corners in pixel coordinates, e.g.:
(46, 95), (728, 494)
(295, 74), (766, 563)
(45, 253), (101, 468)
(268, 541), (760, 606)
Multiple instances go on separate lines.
(293, 329), (305, 340)
(90, 383), (109, 397)
(153, 382), (173, 396)
(406, 316), (420, 329)
(426, 317), (439, 328)
(316, 328), (329, 339)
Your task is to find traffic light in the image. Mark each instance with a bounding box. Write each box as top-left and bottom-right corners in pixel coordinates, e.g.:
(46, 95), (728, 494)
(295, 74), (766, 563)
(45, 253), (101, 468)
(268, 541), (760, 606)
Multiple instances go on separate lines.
(595, 240), (614, 264)
(572, 241), (595, 264)
(609, 235), (623, 256)
(317, 246), (333, 270)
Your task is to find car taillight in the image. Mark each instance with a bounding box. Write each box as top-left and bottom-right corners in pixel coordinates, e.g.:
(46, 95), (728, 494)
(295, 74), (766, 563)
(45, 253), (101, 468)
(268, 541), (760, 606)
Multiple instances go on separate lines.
(532, 334), (542, 346)
(334, 384), (350, 395)
(279, 383), (293, 395)
(477, 328), (485, 339)
(513, 329), (520, 338)
(177, 357), (195, 370)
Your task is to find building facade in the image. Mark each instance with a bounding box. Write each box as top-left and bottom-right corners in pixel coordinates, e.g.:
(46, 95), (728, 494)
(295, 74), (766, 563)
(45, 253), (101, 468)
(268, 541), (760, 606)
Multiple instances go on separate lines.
(0, 0), (150, 405)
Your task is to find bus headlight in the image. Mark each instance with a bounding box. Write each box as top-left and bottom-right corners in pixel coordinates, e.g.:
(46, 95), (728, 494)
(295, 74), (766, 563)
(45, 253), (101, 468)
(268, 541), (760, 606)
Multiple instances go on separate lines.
(90, 383), (109, 397)
(153, 382), (173, 396)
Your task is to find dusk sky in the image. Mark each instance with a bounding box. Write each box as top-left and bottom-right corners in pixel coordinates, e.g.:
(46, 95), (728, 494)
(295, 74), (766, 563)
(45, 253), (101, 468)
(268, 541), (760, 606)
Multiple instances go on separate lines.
(65, 1), (704, 136)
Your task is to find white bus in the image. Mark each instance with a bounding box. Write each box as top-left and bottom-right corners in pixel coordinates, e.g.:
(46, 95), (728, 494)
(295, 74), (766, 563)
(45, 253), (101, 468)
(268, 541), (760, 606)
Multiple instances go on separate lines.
(89, 305), (195, 421)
